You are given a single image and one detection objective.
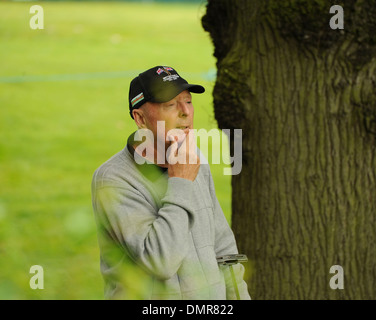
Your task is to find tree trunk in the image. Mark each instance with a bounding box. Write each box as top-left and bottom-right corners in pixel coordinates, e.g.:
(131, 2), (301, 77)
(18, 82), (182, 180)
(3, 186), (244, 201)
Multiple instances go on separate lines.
(203, 0), (376, 299)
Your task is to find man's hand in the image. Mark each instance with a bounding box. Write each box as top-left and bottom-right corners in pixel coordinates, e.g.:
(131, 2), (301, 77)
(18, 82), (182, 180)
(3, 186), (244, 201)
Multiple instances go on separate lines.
(167, 130), (200, 181)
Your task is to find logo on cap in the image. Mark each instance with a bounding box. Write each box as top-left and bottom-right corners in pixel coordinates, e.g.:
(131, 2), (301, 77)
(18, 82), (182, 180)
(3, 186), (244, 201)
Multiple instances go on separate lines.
(163, 74), (180, 82)
(131, 92), (144, 107)
(156, 67), (174, 76)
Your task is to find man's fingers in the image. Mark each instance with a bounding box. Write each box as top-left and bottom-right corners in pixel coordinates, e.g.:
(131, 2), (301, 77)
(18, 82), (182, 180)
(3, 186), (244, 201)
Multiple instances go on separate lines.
(187, 130), (198, 163)
(167, 129), (186, 148)
(167, 129), (199, 165)
(166, 138), (179, 164)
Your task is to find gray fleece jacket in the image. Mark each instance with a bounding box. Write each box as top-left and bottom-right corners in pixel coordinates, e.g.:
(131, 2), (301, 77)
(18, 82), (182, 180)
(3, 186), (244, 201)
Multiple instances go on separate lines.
(91, 139), (251, 300)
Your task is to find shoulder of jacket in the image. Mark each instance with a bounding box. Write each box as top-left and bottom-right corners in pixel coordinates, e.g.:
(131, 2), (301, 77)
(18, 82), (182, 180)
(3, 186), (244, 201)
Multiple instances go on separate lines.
(92, 149), (138, 187)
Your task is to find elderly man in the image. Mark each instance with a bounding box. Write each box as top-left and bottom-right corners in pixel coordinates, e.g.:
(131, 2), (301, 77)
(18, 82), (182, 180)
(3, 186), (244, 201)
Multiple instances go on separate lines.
(91, 66), (250, 300)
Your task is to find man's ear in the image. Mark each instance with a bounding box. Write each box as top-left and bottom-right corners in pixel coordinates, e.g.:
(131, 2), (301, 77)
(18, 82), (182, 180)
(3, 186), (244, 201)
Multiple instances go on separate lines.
(132, 108), (146, 129)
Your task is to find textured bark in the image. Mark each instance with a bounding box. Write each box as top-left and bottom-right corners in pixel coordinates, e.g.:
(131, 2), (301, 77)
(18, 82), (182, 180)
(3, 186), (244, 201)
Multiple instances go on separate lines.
(203, 0), (376, 299)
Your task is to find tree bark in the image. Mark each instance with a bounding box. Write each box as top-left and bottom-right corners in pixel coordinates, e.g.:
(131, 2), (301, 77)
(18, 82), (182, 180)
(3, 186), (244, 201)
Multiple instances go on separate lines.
(203, 0), (376, 299)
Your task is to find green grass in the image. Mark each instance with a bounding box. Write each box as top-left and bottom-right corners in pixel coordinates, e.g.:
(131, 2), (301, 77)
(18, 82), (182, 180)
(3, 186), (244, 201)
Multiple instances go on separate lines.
(0, 1), (232, 299)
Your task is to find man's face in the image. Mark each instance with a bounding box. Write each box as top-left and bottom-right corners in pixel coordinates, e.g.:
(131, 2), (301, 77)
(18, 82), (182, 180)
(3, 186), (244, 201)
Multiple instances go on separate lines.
(138, 90), (194, 144)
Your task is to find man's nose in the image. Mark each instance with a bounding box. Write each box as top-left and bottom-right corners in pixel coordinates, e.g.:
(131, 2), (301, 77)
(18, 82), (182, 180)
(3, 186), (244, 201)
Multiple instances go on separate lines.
(178, 102), (190, 117)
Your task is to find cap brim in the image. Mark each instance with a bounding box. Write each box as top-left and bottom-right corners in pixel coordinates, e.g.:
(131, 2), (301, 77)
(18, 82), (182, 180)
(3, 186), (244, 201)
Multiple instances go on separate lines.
(152, 83), (205, 103)
(184, 83), (205, 94)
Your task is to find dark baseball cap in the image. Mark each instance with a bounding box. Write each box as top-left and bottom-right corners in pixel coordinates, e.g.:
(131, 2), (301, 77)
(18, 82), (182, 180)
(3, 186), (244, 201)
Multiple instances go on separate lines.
(128, 66), (205, 118)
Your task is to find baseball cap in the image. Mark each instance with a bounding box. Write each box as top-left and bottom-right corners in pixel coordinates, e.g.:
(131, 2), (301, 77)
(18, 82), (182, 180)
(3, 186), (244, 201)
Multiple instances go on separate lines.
(128, 66), (205, 118)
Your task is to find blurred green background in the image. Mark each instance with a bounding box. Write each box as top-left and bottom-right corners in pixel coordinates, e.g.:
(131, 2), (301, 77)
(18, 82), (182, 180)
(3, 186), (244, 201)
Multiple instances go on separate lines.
(0, 0), (232, 299)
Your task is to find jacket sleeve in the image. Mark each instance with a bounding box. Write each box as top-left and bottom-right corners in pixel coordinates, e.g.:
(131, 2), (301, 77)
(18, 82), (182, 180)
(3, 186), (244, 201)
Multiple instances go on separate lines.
(207, 169), (251, 300)
(92, 175), (197, 280)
